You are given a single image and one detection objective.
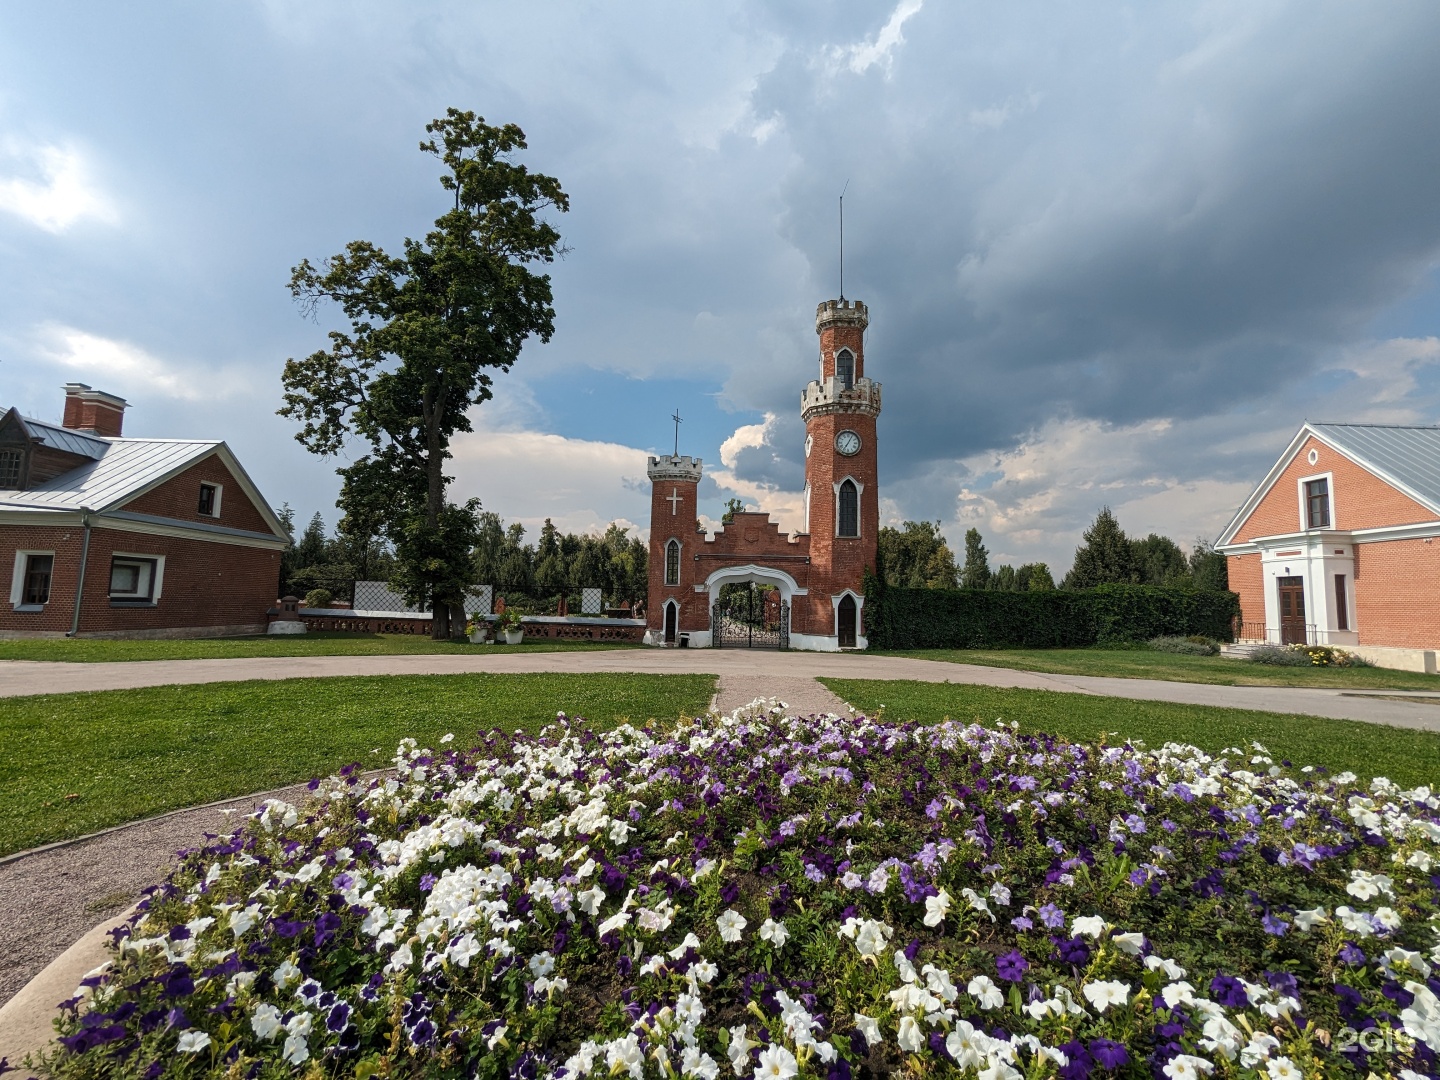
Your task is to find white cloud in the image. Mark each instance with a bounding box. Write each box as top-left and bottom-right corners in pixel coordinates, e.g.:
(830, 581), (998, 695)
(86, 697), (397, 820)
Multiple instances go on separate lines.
(0, 141), (115, 233)
(449, 425), (654, 542)
(32, 324), (244, 402)
(828, 0), (924, 76)
(707, 413), (806, 534)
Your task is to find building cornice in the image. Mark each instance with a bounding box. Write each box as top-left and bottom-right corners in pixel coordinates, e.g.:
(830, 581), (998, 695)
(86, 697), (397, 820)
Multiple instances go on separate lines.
(1218, 518), (1440, 555)
(0, 506), (288, 550)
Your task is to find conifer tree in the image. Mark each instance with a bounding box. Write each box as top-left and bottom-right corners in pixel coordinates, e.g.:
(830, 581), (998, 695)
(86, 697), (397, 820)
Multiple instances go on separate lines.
(960, 528), (992, 590)
(1063, 507), (1139, 588)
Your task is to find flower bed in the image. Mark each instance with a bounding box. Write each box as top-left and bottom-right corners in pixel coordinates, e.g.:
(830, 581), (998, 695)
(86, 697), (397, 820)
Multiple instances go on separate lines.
(41, 704), (1440, 1079)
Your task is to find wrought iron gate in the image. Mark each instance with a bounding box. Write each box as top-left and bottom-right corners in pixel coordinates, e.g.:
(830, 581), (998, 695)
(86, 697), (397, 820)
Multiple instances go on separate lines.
(712, 582), (788, 649)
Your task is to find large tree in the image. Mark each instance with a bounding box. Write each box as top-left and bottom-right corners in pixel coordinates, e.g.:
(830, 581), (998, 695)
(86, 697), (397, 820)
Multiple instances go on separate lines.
(1063, 507), (1140, 588)
(960, 527), (992, 590)
(877, 520), (959, 589)
(278, 110), (568, 637)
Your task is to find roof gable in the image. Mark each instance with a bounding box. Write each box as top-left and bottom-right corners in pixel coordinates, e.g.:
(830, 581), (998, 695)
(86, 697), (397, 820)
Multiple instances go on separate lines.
(1218, 422), (1440, 546)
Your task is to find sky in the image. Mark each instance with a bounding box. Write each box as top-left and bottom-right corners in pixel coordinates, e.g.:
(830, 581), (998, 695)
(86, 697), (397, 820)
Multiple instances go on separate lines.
(3, 1), (1440, 575)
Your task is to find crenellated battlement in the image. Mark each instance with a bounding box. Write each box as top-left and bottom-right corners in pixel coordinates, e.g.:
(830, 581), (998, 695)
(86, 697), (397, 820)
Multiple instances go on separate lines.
(647, 454), (703, 482)
(801, 377), (882, 421)
(815, 298), (869, 333)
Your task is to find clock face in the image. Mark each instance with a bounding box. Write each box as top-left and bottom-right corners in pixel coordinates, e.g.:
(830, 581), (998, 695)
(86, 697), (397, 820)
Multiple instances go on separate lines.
(835, 430), (862, 456)
(804, 434), (813, 458)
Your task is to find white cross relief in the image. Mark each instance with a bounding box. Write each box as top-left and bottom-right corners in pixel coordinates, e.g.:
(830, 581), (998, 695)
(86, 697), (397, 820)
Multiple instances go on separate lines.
(667, 488), (683, 515)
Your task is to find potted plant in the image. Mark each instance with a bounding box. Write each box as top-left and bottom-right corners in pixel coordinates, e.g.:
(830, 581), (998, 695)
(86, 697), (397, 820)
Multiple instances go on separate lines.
(496, 609), (525, 645)
(465, 617), (491, 644)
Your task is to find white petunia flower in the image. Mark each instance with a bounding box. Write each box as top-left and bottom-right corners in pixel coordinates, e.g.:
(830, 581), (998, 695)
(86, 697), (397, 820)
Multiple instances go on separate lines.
(1292, 907), (1328, 931)
(968, 974), (1004, 1010)
(1082, 980), (1130, 1013)
(272, 959), (301, 989)
(727, 1025), (758, 1076)
(758, 919), (789, 947)
(853, 1014), (882, 1046)
(578, 886), (606, 916)
(692, 959), (719, 983)
(251, 1002), (283, 1041)
(717, 909), (747, 942)
(176, 1031), (211, 1053)
(1265, 1056), (1300, 1079)
(924, 889), (951, 927)
(1071, 915), (1107, 938)
(1112, 932), (1144, 956)
(282, 1032), (309, 1066)
(682, 1047), (721, 1080)
(1163, 1055), (1214, 1079)
(896, 1016), (925, 1053)
(385, 943), (414, 973)
(753, 1044), (798, 1080)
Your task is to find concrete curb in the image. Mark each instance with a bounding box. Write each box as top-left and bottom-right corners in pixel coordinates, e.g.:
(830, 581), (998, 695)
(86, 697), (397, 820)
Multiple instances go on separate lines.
(0, 905), (137, 1068)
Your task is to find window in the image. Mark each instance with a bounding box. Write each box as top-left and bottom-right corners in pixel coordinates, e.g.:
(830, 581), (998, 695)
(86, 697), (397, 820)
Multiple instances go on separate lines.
(23, 554), (53, 605)
(0, 448), (21, 488)
(1335, 574), (1349, 631)
(110, 556), (158, 603)
(838, 479), (858, 537)
(835, 349), (855, 390)
(665, 539), (681, 586)
(197, 482), (221, 517)
(1305, 478), (1330, 529)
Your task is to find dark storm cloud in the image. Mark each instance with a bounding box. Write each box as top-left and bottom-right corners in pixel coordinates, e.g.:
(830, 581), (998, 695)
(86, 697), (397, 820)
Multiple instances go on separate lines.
(718, 0), (1440, 492)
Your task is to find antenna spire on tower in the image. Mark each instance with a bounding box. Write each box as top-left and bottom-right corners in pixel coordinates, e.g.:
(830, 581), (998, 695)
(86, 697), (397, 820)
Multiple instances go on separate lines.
(839, 180), (849, 301)
(671, 408), (683, 457)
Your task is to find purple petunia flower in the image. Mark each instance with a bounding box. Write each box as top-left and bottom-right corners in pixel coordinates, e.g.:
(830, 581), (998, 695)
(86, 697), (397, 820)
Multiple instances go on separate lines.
(1210, 974), (1249, 1008)
(419, 873), (437, 892)
(996, 949), (1029, 982)
(326, 1000), (352, 1033)
(1038, 903), (1065, 929)
(1010, 916), (1034, 931)
(1088, 1039), (1128, 1070)
(1261, 913), (1289, 937)
(1338, 942), (1367, 966)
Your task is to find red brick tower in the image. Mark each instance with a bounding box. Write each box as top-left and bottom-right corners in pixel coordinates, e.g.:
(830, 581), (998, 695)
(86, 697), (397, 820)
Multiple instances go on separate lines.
(800, 299), (881, 646)
(645, 454), (702, 644)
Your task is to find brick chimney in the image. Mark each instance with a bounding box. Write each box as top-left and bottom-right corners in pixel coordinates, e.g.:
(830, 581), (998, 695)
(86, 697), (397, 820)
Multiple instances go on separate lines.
(62, 383), (127, 437)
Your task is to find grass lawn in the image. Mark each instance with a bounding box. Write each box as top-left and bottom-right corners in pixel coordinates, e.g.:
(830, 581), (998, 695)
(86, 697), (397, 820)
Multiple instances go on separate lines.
(0, 632), (639, 663)
(824, 677), (1440, 789)
(0, 672), (714, 857)
(879, 646), (1440, 691)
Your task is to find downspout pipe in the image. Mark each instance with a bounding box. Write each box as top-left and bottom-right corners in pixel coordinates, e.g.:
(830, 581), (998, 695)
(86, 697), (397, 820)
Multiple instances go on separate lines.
(67, 508), (93, 638)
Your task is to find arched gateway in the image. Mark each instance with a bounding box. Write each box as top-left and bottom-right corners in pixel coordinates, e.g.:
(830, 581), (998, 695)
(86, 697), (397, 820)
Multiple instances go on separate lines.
(643, 297), (881, 651)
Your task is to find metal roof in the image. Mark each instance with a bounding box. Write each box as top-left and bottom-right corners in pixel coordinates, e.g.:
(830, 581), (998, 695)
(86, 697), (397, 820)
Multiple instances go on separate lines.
(1308, 423), (1440, 514)
(20, 416), (107, 459)
(0, 436), (221, 512)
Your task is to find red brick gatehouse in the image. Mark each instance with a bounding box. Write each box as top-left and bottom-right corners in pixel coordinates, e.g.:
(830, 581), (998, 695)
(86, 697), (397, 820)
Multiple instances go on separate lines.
(645, 297), (880, 650)
(1, 383), (289, 639)
(1216, 421), (1440, 671)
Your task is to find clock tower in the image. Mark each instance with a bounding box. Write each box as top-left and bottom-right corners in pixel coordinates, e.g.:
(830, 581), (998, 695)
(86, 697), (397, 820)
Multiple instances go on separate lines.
(799, 298), (881, 645)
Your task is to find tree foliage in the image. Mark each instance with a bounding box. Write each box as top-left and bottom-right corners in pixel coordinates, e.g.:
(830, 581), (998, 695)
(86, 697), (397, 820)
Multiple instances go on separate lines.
(877, 521), (959, 589)
(470, 513), (648, 612)
(960, 528), (992, 590)
(278, 110), (568, 637)
(1063, 507), (1140, 589)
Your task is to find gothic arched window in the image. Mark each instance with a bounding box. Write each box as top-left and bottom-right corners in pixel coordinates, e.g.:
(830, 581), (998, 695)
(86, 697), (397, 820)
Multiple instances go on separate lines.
(838, 479), (859, 537)
(835, 349), (855, 390)
(665, 539), (681, 585)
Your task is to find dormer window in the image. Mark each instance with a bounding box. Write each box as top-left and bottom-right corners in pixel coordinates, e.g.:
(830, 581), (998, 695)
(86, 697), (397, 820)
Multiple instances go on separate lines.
(835, 349), (855, 390)
(0, 448), (21, 489)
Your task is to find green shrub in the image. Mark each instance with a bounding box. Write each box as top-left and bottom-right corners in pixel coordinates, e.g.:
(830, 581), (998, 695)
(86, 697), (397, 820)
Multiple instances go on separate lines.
(303, 587), (334, 609)
(1148, 635), (1219, 656)
(1248, 645), (1313, 667)
(863, 579), (1239, 650)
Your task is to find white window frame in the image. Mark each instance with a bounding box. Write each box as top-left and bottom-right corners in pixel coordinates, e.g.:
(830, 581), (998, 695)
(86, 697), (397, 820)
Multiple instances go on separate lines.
(664, 538), (682, 586)
(803, 481), (812, 534)
(833, 476), (864, 538)
(11, 549), (55, 610)
(108, 551), (166, 606)
(197, 481), (223, 518)
(1297, 471), (1335, 531)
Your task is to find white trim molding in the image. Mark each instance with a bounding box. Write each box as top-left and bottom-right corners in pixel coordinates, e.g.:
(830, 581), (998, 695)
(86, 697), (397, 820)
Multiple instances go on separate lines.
(1296, 471), (1336, 531)
(698, 564), (807, 609)
(108, 550), (167, 605)
(830, 589), (868, 650)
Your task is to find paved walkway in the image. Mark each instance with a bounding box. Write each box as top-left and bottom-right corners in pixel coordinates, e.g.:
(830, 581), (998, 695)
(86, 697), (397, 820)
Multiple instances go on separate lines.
(4, 650), (1440, 729)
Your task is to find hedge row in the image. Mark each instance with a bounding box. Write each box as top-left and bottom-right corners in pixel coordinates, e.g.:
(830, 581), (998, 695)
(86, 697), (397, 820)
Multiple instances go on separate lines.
(863, 581), (1240, 650)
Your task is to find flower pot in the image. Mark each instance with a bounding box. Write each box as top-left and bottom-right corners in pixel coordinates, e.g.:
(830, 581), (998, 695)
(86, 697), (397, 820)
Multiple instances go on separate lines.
(504, 629), (524, 645)
(469, 630), (489, 644)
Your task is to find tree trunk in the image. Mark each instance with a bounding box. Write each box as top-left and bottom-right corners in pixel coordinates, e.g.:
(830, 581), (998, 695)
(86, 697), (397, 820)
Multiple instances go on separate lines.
(424, 381), (449, 640)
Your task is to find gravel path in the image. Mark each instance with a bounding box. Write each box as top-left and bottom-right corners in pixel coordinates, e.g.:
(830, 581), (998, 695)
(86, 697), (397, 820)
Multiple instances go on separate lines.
(0, 780), (315, 1009)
